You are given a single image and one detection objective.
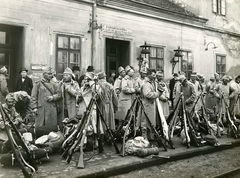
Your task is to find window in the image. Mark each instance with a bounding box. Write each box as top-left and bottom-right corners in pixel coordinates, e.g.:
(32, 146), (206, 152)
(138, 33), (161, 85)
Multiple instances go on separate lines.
(216, 54), (226, 77)
(56, 34), (81, 79)
(213, 0), (226, 16)
(149, 47), (164, 71)
(181, 51), (193, 79)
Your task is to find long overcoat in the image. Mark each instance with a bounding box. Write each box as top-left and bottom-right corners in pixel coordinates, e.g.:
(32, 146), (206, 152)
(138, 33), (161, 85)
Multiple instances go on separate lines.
(53, 80), (81, 126)
(115, 75), (136, 121)
(0, 74), (9, 104)
(98, 79), (118, 130)
(140, 77), (160, 128)
(174, 81), (196, 112)
(156, 81), (169, 118)
(77, 82), (104, 134)
(31, 79), (58, 127)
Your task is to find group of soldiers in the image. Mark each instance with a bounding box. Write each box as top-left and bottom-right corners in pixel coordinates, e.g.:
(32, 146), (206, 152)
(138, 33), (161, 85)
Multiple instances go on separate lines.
(0, 63), (240, 143)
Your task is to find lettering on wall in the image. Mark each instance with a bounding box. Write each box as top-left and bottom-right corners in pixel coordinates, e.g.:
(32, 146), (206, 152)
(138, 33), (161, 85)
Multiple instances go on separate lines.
(102, 25), (132, 39)
(31, 64), (48, 71)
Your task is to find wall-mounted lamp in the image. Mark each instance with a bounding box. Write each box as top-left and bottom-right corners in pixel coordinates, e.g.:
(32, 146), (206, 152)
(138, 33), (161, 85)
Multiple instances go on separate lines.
(171, 46), (183, 74)
(137, 42), (151, 71)
(87, 19), (102, 33)
(205, 42), (218, 51)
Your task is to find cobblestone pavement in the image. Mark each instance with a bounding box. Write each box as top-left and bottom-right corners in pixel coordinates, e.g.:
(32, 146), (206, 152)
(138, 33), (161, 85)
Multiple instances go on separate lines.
(111, 146), (240, 178)
(0, 136), (239, 178)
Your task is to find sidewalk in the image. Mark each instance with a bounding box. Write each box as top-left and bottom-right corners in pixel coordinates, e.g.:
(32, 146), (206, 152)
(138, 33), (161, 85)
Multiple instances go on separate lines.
(0, 136), (240, 178)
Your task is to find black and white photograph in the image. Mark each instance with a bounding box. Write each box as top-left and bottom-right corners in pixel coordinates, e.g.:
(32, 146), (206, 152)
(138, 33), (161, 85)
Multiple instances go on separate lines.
(0, 0), (240, 177)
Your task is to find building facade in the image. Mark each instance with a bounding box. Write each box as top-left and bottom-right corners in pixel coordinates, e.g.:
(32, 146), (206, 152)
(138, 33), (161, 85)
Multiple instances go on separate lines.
(0, 0), (239, 91)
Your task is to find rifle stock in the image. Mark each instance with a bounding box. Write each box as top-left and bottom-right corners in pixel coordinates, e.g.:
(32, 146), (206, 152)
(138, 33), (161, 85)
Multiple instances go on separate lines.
(137, 98), (167, 151)
(77, 129), (88, 169)
(95, 104), (120, 154)
(96, 110), (103, 153)
(181, 96), (191, 148)
(220, 92), (238, 138)
(0, 104), (36, 178)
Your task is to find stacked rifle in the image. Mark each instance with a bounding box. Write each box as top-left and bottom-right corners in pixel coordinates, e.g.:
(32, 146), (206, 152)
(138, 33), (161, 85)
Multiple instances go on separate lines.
(60, 94), (119, 169)
(0, 103), (38, 178)
(116, 95), (175, 157)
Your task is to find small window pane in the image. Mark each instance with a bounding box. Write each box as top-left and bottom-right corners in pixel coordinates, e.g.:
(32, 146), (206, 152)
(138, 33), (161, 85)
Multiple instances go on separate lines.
(221, 0), (226, 15)
(221, 64), (226, 72)
(150, 48), (156, 58)
(150, 59), (156, 69)
(70, 52), (80, 63)
(70, 37), (80, 50)
(156, 59), (163, 71)
(0, 53), (5, 65)
(221, 57), (226, 64)
(217, 56), (221, 64)
(213, 0), (217, 12)
(157, 48), (164, 58)
(58, 51), (68, 63)
(58, 63), (65, 74)
(0, 32), (6, 44)
(58, 36), (69, 48)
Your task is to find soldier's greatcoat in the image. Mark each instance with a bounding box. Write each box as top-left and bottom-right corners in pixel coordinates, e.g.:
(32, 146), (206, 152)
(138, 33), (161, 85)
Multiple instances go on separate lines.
(31, 79), (58, 127)
(140, 77), (160, 127)
(156, 81), (169, 118)
(0, 74), (9, 104)
(53, 80), (81, 126)
(115, 75), (136, 121)
(98, 79), (118, 130)
(174, 81), (196, 112)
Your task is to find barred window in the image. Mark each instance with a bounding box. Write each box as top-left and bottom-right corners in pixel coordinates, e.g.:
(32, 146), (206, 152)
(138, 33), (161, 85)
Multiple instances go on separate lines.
(149, 47), (164, 72)
(56, 34), (81, 79)
(216, 54), (226, 77)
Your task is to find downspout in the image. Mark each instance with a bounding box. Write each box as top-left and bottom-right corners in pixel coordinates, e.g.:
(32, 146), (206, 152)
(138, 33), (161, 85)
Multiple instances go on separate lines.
(91, 0), (97, 66)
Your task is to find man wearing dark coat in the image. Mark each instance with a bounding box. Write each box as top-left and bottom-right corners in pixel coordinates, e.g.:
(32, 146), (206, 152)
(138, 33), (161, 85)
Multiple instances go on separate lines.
(169, 73), (178, 109)
(15, 67), (33, 118)
(16, 67), (33, 95)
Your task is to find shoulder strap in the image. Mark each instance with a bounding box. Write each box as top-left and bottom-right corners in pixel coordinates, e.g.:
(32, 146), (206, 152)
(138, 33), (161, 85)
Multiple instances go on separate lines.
(41, 81), (54, 95)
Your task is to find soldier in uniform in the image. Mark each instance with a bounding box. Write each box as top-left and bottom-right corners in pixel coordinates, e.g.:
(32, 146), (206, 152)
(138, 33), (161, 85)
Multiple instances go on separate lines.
(156, 71), (169, 120)
(114, 66), (126, 97)
(214, 75), (235, 125)
(140, 69), (163, 140)
(115, 65), (136, 125)
(134, 68), (147, 94)
(31, 68), (58, 128)
(0, 93), (23, 141)
(97, 71), (118, 131)
(0, 66), (9, 104)
(51, 67), (82, 128)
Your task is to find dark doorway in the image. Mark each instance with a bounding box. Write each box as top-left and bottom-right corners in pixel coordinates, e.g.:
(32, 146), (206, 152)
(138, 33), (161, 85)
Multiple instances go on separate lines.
(0, 24), (24, 91)
(106, 38), (130, 79)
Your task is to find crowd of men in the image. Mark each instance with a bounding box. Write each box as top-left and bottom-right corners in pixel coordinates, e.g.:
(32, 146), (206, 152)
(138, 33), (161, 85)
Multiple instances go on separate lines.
(0, 64), (240, 143)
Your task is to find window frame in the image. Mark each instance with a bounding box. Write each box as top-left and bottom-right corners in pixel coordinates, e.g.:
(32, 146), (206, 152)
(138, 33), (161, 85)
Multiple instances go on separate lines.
(212, 0), (226, 16)
(56, 34), (81, 79)
(180, 50), (193, 80)
(215, 54), (226, 77)
(148, 46), (164, 72)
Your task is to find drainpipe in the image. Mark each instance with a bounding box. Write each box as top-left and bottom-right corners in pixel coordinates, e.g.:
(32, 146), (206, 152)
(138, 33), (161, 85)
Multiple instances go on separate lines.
(91, 0), (97, 66)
